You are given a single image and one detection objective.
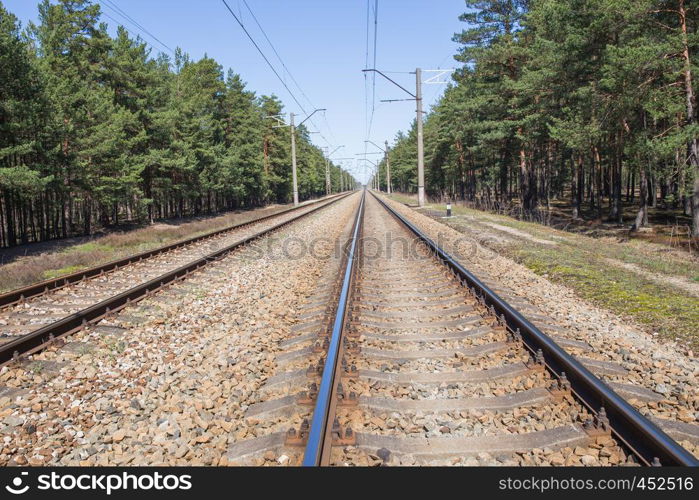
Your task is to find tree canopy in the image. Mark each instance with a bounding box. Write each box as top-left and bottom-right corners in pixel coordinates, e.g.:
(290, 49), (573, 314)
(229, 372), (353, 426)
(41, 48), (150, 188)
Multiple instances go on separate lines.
(0, 0), (354, 247)
(382, 0), (698, 234)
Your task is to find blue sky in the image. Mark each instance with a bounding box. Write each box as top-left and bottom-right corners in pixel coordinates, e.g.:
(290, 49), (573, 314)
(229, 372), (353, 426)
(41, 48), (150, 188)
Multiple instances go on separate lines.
(5, 0), (466, 183)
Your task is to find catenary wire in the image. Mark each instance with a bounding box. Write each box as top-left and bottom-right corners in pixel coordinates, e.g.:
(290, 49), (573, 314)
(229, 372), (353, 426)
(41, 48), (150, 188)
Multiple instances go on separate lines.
(98, 0), (175, 54)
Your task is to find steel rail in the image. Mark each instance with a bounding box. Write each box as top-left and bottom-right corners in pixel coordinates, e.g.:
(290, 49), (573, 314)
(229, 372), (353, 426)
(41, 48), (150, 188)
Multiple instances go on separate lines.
(302, 190), (366, 466)
(0, 194), (347, 309)
(0, 193), (353, 366)
(371, 192), (698, 467)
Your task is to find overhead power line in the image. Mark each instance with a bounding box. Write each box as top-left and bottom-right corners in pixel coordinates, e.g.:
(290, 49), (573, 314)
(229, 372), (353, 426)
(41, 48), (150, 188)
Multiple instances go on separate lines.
(98, 0), (174, 54)
(221, 0), (333, 148)
(241, 0), (313, 110)
(364, 0), (380, 163)
(240, 0), (337, 145)
(370, 0), (379, 118)
(221, 0), (308, 116)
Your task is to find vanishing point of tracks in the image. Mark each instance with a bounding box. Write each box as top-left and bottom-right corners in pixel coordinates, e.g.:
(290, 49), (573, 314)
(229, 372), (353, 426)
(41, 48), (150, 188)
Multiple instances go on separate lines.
(0, 194), (349, 365)
(229, 190), (698, 467)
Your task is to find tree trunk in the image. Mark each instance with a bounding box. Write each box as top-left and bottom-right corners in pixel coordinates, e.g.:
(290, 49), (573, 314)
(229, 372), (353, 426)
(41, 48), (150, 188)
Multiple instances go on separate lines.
(144, 165), (154, 224)
(64, 193), (70, 238)
(593, 145), (603, 218)
(84, 196), (92, 235)
(632, 167), (648, 231)
(3, 190), (15, 247)
(626, 168), (635, 203)
(611, 134), (623, 223)
(572, 156), (580, 219)
(518, 135), (536, 212)
(545, 142), (553, 210)
(678, 0), (698, 235)
(500, 141), (509, 203)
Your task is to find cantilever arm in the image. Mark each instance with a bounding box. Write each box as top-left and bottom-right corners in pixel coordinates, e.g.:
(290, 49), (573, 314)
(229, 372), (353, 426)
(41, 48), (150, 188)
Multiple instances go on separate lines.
(362, 69), (416, 99)
(298, 108), (326, 128)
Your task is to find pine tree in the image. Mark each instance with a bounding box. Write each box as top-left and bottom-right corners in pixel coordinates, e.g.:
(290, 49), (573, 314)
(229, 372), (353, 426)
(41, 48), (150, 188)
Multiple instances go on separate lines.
(386, 0), (697, 238)
(0, 1), (51, 245)
(0, 0), (359, 247)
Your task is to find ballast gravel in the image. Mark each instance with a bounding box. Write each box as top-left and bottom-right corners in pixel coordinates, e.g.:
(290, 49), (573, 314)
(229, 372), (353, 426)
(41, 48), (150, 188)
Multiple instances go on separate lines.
(0, 194), (360, 466)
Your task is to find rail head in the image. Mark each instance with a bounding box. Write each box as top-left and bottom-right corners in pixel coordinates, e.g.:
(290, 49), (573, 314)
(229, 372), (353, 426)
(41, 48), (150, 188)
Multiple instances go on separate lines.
(370, 191), (698, 467)
(302, 190), (366, 466)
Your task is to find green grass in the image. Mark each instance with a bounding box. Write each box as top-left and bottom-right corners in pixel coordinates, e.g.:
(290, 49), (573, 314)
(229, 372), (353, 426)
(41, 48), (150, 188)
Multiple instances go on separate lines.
(42, 265), (86, 280)
(429, 201), (699, 280)
(612, 247), (697, 278)
(515, 246), (699, 346)
(387, 193), (418, 206)
(418, 201), (699, 349)
(27, 362), (44, 374)
(0, 201), (297, 293)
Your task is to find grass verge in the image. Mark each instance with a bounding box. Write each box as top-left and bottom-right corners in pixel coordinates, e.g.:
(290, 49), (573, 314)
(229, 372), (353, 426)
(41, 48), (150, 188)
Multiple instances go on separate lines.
(395, 195), (699, 349)
(516, 245), (699, 349)
(0, 203), (294, 293)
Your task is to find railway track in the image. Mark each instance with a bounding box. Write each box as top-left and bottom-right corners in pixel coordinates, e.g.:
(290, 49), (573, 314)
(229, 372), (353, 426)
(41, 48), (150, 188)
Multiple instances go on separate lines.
(228, 190), (698, 466)
(0, 193), (350, 365)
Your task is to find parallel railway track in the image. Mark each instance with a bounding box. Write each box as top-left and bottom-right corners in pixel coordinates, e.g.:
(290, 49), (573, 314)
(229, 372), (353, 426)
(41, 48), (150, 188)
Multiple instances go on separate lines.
(2, 187), (696, 467)
(0, 193), (350, 365)
(228, 190), (698, 466)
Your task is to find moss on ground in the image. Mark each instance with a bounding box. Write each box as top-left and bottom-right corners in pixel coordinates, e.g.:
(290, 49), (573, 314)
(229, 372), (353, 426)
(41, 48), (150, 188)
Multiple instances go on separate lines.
(387, 193), (418, 206)
(425, 201), (699, 279)
(407, 198), (699, 349)
(42, 265), (86, 280)
(514, 246), (699, 348)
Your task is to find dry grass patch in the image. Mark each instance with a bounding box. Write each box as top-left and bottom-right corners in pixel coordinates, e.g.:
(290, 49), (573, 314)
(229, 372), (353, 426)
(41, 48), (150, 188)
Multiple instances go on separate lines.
(0, 204), (289, 293)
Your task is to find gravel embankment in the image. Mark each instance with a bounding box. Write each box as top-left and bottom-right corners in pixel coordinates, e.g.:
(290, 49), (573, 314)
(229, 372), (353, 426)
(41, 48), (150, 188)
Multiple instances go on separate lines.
(0, 196), (347, 344)
(326, 196), (623, 466)
(0, 193), (360, 466)
(378, 194), (699, 457)
(0, 196), (334, 293)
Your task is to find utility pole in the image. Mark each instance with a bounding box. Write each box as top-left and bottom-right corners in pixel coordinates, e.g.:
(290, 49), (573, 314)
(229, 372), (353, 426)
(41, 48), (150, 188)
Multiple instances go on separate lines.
(324, 147), (345, 196)
(362, 67), (450, 206)
(385, 140), (392, 194)
(322, 148), (331, 196)
(290, 113), (299, 205)
(334, 158), (353, 193)
(416, 68), (425, 207)
(359, 157), (379, 191)
(269, 108), (325, 206)
(365, 140), (391, 195)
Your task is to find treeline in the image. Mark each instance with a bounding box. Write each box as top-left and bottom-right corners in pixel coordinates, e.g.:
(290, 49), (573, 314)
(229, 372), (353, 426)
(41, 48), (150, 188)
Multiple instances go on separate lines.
(0, 0), (352, 248)
(382, 0), (698, 234)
